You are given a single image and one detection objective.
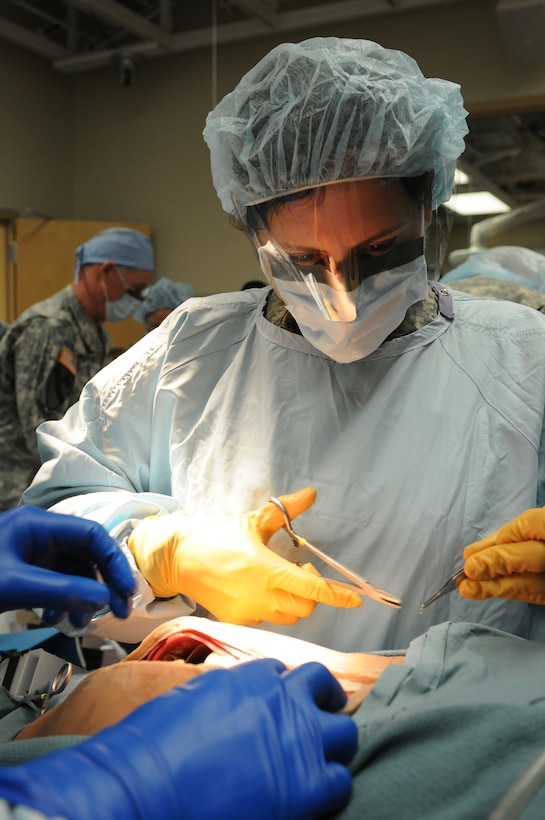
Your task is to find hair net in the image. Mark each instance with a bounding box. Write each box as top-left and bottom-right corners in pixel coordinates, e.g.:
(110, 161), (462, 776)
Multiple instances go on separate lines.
(442, 246), (545, 293)
(133, 277), (195, 323)
(74, 227), (154, 280)
(203, 37), (469, 214)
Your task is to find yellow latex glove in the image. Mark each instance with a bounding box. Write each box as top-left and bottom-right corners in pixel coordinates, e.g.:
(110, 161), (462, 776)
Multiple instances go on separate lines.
(127, 487), (362, 626)
(459, 507), (545, 604)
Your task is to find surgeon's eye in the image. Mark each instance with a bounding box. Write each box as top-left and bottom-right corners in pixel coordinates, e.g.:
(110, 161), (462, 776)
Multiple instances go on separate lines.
(359, 239), (398, 257)
(288, 252), (324, 269)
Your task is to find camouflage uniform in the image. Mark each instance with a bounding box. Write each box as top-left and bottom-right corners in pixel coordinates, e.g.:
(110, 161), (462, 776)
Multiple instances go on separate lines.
(445, 275), (545, 313)
(264, 275), (545, 341)
(0, 286), (112, 510)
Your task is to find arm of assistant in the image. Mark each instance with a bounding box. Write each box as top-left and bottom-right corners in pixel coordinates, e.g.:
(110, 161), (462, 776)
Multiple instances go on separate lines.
(459, 507), (545, 604)
(0, 660), (357, 820)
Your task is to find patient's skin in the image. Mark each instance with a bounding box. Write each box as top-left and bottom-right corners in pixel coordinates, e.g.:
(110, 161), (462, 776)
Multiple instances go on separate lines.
(17, 651), (405, 739)
(17, 660), (213, 740)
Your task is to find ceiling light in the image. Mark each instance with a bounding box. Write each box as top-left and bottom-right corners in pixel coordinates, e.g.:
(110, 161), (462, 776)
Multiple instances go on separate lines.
(454, 168), (470, 185)
(444, 191), (511, 216)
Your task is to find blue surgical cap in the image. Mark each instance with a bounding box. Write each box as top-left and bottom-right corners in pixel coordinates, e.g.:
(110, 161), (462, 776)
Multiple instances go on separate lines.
(133, 277), (195, 323)
(74, 227), (154, 280)
(203, 37), (469, 213)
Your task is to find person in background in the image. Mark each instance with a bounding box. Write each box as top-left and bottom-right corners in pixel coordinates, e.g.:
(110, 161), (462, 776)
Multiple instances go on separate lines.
(133, 277), (195, 332)
(0, 505), (357, 820)
(22, 38), (545, 652)
(441, 245), (545, 312)
(0, 227), (153, 513)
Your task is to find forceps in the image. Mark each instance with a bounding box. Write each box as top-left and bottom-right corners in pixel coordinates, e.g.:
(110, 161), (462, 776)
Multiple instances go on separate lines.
(419, 567), (466, 614)
(269, 496), (402, 609)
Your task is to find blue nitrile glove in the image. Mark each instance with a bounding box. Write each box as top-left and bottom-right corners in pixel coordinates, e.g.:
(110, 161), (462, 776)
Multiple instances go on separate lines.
(0, 506), (136, 628)
(0, 659), (357, 820)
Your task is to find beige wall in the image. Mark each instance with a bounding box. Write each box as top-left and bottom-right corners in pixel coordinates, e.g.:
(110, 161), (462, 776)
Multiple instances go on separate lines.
(0, 41), (73, 218)
(2, 0), (545, 295)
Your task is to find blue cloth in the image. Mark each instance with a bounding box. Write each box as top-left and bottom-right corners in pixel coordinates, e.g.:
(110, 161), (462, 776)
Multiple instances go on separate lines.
(23, 286), (545, 651)
(341, 621), (545, 819)
(0, 629), (58, 657)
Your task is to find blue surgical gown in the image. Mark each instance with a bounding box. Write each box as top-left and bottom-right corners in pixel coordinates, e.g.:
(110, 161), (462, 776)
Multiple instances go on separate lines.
(23, 286), (545, 651)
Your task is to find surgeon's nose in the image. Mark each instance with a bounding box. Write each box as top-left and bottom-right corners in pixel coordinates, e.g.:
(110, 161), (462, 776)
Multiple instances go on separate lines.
(325, 251), (360, 293)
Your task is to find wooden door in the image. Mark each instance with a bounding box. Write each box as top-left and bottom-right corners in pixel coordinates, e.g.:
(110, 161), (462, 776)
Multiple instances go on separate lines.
(0, 221), (10, 324)
(5, 218), (152, 349)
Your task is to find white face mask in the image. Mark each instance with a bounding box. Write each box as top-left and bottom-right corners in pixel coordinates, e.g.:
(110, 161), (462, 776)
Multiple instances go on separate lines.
(259, 240), (429, 363)
(102, 267), (143, 322)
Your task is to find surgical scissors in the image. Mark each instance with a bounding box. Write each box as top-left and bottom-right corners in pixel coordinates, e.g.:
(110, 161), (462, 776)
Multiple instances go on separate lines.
(39, 662), (73, 714)
(269, 496), (402, 609)
(419, 567), (466, 614)
(14, 662), (73, 715)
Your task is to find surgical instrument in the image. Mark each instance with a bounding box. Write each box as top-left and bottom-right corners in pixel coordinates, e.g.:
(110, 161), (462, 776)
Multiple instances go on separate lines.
(39, 661), (72, 714)
(419, 567), (466, 614)
(269, 496), (402, 608)
(14, 661), (73, 715)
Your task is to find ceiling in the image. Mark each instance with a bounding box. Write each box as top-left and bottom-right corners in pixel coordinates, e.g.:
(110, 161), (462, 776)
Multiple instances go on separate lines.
(0, 0), (466, 71)
(2, 0), (545, 216)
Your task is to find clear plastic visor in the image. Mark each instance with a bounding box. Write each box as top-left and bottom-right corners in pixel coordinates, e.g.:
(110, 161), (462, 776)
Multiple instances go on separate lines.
(258, 235), (424, 321)
(240, 179), (426, 322)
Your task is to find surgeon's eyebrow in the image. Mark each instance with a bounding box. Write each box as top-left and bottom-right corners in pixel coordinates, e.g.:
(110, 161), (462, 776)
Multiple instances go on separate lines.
(282, 222), (408, 255)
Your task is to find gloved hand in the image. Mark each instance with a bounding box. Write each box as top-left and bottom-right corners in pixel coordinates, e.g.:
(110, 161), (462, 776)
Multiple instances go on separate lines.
(0, 659), (358, 820)
(127, 487), (362, 625)
(459, 507), (545, 604)
(0, 506), (136, 627)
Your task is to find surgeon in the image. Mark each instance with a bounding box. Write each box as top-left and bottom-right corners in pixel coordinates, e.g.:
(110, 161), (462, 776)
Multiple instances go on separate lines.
(0, 506), (357, 820)
(22, 37), (545, 651)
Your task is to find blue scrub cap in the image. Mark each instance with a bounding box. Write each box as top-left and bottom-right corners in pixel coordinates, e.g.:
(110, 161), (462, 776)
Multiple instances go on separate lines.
(133, 277), (195, 323)
(74, 227), (154, 280)
(203, 37), (469, 213)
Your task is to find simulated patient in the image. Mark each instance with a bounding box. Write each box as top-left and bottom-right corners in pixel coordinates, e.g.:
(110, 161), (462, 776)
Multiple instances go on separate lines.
(17, 617), (401, 739)
(15, 617), (545, 819)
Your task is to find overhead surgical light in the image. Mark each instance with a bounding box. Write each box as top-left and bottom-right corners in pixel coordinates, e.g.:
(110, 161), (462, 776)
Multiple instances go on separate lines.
(454, 167), (470, 186)
(444, 191), (512, 216)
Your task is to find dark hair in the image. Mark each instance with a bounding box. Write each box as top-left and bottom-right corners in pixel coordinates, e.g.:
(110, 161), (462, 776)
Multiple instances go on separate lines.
(241, 279), (267, 290)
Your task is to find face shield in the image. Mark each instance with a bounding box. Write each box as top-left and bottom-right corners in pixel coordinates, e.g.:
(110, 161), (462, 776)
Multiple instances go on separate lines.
(257, 233), (425, 322)
(244, 178), (431, 362)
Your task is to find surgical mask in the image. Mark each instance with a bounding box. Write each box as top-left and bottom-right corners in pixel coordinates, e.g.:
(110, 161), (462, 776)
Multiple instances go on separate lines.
(102, 267), (143, 322)
(258, 236), (429, 363)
